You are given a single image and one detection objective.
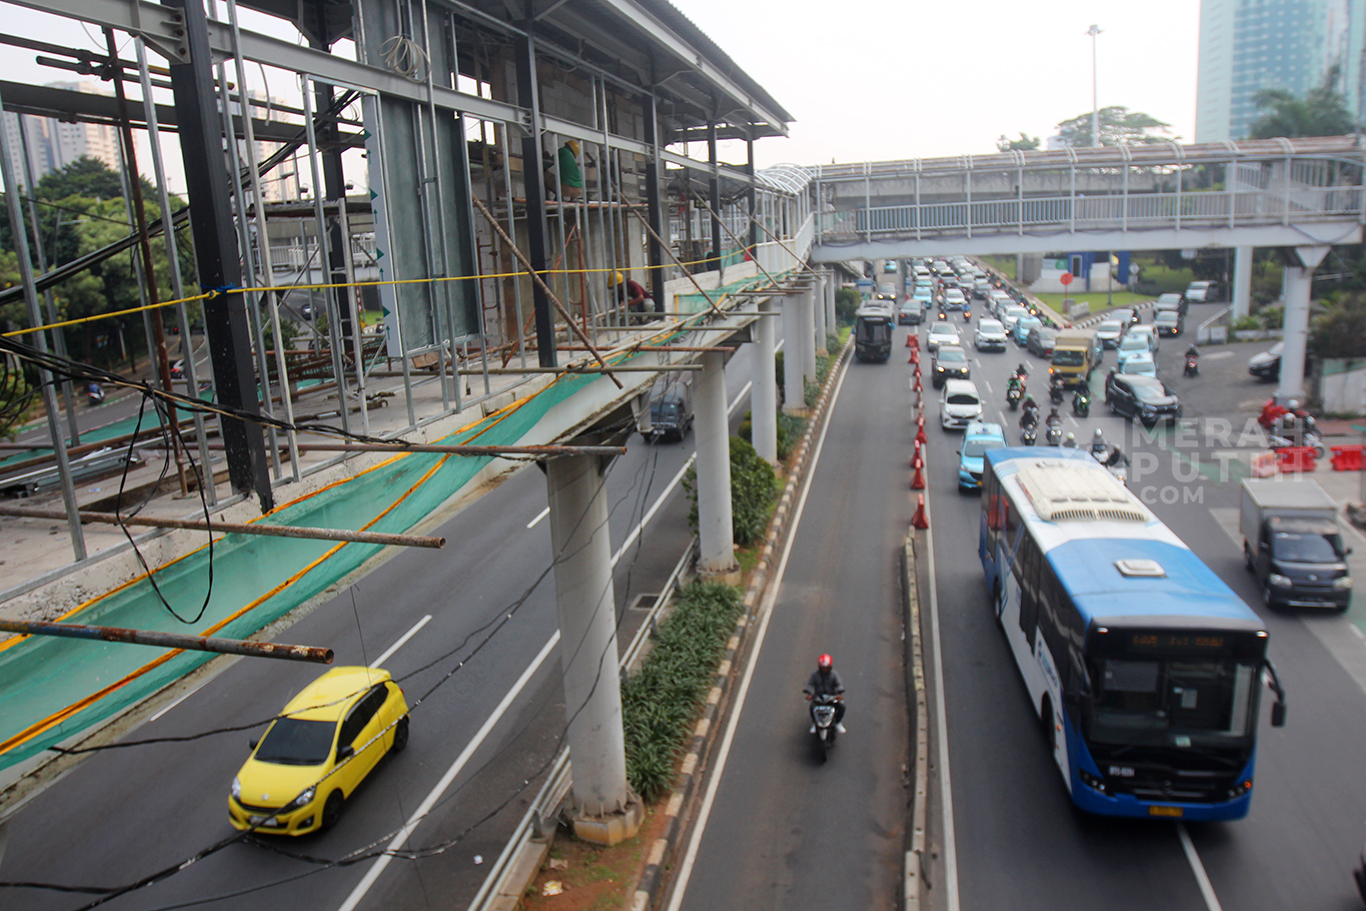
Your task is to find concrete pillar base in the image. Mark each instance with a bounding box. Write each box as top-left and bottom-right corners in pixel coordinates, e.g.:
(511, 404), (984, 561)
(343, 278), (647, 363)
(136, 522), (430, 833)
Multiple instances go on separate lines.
(570, 794), (645, 846)
(699, 565), (743, 585)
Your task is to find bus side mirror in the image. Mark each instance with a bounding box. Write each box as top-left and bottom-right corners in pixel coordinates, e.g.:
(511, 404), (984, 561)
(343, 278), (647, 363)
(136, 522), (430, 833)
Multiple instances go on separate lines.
(1271, 702), (1287, 727)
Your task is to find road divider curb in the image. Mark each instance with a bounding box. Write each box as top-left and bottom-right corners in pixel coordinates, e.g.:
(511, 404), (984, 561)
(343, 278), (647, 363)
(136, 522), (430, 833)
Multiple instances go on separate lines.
(902, 531), (929, 911)
(629, 332), (855, 911)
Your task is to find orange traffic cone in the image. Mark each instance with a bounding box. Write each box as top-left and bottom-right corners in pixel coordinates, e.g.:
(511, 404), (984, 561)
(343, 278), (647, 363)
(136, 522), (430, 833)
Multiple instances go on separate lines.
(911, 456), (926, 490)
(915, 422), (927, 446)
(906, 333), (915, 348)
(912, 493), (929, 529)
(912, 439), (922, 464)
(913, 374), (922, 393)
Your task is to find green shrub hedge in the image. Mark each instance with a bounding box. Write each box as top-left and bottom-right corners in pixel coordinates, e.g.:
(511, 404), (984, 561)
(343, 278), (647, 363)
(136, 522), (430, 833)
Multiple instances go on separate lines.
(622, 581), (743, 801)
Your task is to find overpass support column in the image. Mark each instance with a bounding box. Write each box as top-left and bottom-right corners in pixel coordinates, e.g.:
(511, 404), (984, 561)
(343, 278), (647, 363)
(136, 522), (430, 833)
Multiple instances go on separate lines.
(544, 454), (643, 844)
(696, 352), (740, 581)
(1232, 246), (1253, 320)
(1276, 245), (1328, 405)
(825, 269), (837, 334)
(815, 272), (829, 352)
(783, 297), (806, 414)
(752, 300), (779, 465)
(801, 284), (818, 384)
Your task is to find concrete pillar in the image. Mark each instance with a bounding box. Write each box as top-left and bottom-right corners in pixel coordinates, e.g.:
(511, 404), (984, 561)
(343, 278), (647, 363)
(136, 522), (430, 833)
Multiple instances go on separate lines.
(544, 455), (642, 843)
(801, 285), (818, 384)
(1232, 245), (1253, 320)
(782, 298), (805, 412)
(696, 352), (739, 580)
(815, 274), (829, 352)
(825, 269), (838, 333)
(752, 299), (778, 465)
(1276, 245), (1328, 405)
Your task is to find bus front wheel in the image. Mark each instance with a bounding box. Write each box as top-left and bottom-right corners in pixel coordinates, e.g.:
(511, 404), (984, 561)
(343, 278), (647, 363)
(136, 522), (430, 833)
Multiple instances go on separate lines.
(1040, 696), (1056, 754)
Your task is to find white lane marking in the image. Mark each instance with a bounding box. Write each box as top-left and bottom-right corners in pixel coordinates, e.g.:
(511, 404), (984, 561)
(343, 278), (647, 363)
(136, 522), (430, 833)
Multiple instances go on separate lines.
(148, 681), (209, 723)
(664, 351), (851, 911)
(1177, 823), (1224, 911)
(924, 463), (960, 911)
(527, 507), (549, 529)
(336, 630), (561, 911)
(370, 615), (432, 669)
(982, 380), (993, 395)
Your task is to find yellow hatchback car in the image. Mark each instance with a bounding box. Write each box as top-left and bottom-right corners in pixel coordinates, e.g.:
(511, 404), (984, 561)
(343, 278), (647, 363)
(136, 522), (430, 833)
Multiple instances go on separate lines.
(229, 666), (409, 835)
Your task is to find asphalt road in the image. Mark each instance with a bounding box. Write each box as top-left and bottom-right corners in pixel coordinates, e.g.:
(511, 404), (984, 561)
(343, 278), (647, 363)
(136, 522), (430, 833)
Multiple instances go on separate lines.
(0, 346), (758, 911)
(915, 304), (1366, 911)
(666, 340), (911, 911)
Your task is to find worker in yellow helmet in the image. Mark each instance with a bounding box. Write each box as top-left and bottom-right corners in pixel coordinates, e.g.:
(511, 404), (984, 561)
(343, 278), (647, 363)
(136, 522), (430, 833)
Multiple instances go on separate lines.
(614, 271), (654, 322)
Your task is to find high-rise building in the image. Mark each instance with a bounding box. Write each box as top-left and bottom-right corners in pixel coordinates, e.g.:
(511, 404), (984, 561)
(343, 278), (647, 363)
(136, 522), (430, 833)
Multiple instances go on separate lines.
(1196, 0), (1363, 143)
(45, 81), (122, 172)
(1, 110), (55, 191)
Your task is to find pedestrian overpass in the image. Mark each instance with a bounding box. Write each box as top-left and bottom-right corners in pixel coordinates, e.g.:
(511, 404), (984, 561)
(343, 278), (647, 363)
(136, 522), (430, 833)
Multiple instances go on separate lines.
(803, 136), (1365, 259)
(787, 135), (1366, 404)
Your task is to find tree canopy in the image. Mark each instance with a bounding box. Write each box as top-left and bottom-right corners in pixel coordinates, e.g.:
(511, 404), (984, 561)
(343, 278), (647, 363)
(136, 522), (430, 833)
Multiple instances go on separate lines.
(996, 132), (1041, 153)
(1249, 66), (1356, 139)
(1055, 106), (1172, 148)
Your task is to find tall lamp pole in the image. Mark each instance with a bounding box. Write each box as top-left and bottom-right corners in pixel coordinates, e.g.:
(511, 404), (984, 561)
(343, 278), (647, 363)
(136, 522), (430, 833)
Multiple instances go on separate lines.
(1088, 24), (1103, 148)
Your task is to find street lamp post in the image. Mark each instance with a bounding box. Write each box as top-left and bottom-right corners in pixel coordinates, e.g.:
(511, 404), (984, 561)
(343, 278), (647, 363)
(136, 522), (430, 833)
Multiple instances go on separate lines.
(1088, 24), (1102, 148)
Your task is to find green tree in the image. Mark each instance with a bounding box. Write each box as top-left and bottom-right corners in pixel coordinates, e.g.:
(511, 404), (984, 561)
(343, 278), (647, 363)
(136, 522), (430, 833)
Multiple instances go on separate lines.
(1309, 291), (1366, 360)
(1055, 106), (1172, 148)
(996, 132), (1041, 152)
(1249, 66), (1356, 139)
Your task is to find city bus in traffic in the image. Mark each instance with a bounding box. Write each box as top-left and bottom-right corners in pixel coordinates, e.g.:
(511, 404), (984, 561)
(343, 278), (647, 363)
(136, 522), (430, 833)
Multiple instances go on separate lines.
(853, 303), (894, 362)
(977, 448), (1287, 820)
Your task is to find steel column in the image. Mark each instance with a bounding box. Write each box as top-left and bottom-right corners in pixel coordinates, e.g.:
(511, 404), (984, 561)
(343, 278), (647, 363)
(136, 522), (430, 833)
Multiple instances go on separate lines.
(514, 30), (557, 367)
(708, 120), (721, 273)
(643, 92), (666, 315)
(163, 0), (272, 511)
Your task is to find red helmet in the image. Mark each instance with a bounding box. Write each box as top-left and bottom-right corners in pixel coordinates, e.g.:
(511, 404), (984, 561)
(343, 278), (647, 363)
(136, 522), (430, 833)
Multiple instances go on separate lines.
(817, 654), (833, 670)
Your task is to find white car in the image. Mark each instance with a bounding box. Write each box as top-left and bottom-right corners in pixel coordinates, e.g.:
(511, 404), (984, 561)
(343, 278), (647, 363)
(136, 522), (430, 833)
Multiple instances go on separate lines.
(1095, 319), (1124, 349)
(1000, 305), (1029, 333)
(974, 319), (1008, 351)
(1128, 324), (1160, 354)
(988, 289), (1013, 315)
(1118, 351), (1158, 378)
(940, 379), (983, 430)
(943, 288), (967, 311)
(927, 322), (960, 352)
(1116, 332), (1151, 367)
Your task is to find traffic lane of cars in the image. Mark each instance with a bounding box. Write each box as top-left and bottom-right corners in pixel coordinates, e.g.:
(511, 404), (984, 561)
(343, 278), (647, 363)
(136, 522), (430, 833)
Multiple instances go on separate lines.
(917, 361), (1209, 911)
(673, 334), (911, 911)
(1, 355), (756, 910)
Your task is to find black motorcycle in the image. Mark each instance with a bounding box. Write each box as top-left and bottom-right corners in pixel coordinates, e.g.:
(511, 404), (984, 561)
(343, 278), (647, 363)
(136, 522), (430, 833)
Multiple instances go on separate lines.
(86, 383), (105, 406)
(1006, 385), (1023, 411)
(1073, 386), (1091, 417)
(810, 694), (840, 761)
(1049, 376), (1066, 405)
(1184, 353), (1199, 377)
(1045, 421), (1062, 446)
(1020, 423), (1038, 446)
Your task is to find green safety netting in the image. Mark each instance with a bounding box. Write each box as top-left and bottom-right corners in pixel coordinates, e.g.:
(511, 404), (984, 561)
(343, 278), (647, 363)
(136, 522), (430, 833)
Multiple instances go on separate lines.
(0, 270), (789, 772)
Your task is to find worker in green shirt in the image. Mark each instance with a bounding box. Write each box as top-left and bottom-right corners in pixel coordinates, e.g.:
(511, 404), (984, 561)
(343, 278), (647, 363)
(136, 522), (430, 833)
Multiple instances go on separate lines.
(547, 139), (582, 200)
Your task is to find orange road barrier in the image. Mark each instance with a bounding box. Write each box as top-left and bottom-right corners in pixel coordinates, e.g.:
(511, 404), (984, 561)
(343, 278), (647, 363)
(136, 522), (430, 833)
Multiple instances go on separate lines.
(1275, 446), (1317, 473)
(1331, 445), (1365, 471)
(911, 457), (926, 490)
(912, 493), (929, 529)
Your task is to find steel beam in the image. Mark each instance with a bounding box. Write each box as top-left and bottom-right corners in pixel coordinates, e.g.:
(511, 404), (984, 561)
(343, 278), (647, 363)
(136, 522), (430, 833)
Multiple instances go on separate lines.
(514, 30), (556, 370)
(163, 0), (272, 511)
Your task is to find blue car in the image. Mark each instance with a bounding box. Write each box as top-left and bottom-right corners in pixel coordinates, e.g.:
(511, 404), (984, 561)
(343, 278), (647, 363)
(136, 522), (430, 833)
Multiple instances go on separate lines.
(1013, 316), (1042, 347)
(958, 421), (1006, 490)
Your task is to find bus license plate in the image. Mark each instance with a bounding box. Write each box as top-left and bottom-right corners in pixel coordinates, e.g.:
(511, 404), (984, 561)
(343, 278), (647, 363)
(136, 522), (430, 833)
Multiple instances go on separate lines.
(1149, 806), (1183, 818)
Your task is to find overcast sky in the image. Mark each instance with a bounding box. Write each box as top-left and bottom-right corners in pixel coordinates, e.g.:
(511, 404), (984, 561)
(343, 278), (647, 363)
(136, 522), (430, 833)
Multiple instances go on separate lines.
(0, 0), (1202, 183)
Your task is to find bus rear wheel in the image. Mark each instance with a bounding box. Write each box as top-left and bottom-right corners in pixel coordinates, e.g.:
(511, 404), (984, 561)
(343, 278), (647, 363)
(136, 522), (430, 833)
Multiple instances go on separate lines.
(1041, 696), (1056, 754)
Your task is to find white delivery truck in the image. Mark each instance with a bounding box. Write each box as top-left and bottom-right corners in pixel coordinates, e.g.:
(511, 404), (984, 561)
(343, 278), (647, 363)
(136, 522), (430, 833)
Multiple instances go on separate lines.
(1240, 478), (1352, 612)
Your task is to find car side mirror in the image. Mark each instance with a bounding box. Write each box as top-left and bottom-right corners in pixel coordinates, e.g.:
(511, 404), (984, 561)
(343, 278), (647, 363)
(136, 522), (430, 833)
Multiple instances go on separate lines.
(337, 744), (355, 761)
(1345, 547), (1354, 556)
(1260, 540), (1270, 551)
(1271, 701), (1287, 727)
(249, 739), (258, 751)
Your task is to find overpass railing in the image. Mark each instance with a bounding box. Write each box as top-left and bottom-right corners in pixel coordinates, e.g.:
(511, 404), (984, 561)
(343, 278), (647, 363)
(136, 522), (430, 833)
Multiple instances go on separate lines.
(831, 186), (1365, 241)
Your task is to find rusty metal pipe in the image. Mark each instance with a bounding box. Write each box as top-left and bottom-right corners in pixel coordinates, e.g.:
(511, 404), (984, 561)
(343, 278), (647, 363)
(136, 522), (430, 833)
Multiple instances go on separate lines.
(0, 618), (333, 663)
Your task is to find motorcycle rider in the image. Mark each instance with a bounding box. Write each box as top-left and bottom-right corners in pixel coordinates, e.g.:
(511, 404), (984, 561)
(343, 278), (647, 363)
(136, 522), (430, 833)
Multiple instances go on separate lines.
(1104, 446), (1127, 468)
(1061, 432), (1078, 449)
(804, 653), (846, 733)
(1021, 394), (1040, 424)
(1006, 372), (1024, 398)
(1046, 407), (1062, 429)
(1090, 428), (1108, 458)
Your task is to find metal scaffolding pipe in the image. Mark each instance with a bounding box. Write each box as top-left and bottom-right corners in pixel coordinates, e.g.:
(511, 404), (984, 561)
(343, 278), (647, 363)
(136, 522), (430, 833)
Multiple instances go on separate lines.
(0, 505), (447, 548)
(134, 442), (627, 456)
(0, 619), (334, 664)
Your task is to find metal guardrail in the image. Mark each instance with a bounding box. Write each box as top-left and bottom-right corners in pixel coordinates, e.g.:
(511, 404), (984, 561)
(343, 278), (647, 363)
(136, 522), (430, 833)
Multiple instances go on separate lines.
(463, 536), (698, 911)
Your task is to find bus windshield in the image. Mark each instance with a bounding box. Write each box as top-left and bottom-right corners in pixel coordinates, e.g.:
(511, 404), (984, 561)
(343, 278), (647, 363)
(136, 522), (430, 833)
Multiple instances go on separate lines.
(1085, 657), (1257, 745)
(857, 318), (891, 345)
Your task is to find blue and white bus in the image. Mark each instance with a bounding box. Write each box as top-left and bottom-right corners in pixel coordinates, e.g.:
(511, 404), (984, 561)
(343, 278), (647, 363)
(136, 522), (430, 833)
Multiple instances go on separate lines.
(978, 448), (1286, 820)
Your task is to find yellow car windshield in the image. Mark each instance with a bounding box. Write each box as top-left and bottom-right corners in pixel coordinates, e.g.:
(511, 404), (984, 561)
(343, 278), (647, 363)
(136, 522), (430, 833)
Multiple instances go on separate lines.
(255, 718), (335, 765)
